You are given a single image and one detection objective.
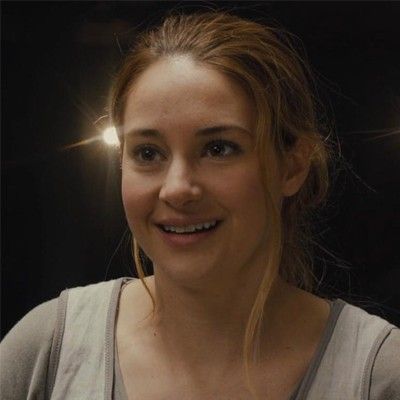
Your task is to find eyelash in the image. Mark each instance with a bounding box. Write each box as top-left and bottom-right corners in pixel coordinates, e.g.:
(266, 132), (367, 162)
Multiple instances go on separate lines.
(131, 140), (242, 165)
(203, 140), (242, 158)
(132, 145), (164, 164)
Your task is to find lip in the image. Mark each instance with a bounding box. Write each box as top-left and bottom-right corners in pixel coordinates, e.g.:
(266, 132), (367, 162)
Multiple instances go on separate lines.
(155, 220), (222, 247)
(155, 217), (221, 227)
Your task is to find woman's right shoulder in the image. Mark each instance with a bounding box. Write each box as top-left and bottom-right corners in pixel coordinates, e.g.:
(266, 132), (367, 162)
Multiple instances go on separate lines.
(0, 297), (59, 399)
(2, 297), (59, 345)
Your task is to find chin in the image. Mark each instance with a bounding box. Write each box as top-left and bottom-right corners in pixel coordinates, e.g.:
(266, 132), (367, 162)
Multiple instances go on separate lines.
(154, 256), (225, 287)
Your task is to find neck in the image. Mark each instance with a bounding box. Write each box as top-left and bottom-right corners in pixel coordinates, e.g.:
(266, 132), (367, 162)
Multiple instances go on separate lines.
(118, 266), (331, 394)
(143, 267), (296, 377)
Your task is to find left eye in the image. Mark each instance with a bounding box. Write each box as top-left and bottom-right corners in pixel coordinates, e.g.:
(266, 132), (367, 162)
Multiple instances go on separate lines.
(203, 140), (241, 158)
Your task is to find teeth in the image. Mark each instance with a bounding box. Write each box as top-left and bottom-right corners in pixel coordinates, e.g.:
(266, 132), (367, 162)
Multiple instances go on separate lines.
(163, 221), (217, 234)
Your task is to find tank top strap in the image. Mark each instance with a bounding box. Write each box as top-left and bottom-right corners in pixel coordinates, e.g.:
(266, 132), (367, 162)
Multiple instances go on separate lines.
(49, 278), (124, 400)
(300, 300), (395, 399)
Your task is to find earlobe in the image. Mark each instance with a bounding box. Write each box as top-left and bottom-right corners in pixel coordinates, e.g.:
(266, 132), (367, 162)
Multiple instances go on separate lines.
(281, 138), (312, 197)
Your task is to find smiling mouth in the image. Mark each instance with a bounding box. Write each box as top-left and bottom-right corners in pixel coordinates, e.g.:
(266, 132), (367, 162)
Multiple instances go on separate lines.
(157, 220), (221, 234)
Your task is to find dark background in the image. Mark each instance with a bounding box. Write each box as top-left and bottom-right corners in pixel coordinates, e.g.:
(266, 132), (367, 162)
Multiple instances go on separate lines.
(2, 1), (400, 338)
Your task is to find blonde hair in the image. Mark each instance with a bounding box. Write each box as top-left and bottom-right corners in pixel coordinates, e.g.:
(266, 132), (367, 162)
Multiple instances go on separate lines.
(110, 11), (331, 399)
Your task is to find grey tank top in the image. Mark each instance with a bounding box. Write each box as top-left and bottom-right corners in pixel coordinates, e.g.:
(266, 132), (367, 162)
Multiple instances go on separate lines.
(47, 278), (396, 400)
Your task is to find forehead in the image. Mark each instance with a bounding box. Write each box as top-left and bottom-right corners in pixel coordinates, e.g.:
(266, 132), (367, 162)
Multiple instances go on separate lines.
(123, 56), (255, 133)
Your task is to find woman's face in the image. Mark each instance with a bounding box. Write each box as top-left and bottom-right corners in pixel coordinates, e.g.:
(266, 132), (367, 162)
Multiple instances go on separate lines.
(121, 56), (281, 285)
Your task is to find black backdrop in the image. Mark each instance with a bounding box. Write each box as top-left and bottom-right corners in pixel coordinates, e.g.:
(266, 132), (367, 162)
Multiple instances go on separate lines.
(2, 1), (400, 338)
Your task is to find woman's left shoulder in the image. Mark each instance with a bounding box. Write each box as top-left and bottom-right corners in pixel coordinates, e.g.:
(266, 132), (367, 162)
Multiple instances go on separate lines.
(369, 327), (400, 400)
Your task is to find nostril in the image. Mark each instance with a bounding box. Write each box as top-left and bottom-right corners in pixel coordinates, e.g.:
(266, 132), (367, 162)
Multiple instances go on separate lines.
(159, 182), (202, 207)
(159, 162), (202, 199)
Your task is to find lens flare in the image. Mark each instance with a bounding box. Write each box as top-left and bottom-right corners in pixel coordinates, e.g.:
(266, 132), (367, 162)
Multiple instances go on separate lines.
(102, 126), (119, 146)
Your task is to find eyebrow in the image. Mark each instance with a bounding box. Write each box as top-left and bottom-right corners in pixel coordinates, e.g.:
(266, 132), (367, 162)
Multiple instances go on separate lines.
(124, 124), (252, 138)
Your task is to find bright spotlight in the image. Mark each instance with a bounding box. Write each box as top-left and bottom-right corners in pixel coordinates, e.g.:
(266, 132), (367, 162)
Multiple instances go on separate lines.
(102, 126), (120, 146)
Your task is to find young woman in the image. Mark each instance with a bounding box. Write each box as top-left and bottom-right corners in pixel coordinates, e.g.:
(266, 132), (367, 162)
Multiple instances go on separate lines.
(1, 11), (399, 400)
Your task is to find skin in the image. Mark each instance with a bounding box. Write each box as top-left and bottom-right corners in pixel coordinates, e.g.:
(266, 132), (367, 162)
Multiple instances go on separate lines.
(117, 56), (330, 399)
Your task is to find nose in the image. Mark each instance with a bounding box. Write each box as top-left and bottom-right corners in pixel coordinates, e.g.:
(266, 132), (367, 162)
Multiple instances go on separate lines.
(159, 158), (202, 208)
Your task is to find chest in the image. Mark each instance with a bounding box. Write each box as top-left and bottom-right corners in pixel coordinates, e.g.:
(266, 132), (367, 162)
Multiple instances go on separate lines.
(117, 338), (308, 400)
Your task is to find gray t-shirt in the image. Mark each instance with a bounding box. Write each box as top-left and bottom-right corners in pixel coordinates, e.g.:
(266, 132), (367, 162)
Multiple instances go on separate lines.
(1, 278), (399, 399)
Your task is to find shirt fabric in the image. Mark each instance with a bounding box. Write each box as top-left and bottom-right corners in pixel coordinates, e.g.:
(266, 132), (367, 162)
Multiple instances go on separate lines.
(1, 277), (399, 399)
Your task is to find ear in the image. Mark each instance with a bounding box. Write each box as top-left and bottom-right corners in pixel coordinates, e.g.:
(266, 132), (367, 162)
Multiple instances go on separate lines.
(281, 137), (312, 197)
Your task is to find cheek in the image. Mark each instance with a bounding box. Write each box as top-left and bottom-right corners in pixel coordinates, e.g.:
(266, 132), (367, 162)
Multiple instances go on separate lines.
(215, 165), (269, 258)
(241, 179), (267, 231)
(121, 170), (157, 230)
(223, 165), (266, 213)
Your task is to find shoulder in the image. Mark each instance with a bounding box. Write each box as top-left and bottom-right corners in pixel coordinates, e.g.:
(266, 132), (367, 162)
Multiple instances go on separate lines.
(337, 300), (394, 331)
(1, 297), (58, 349)
(331, 300), (396, 352)
(304, 299), (398, 399)
(63, 277), (127, 319)
(370, 327), (400, 400)
(0, 298), (58, 399)
(332, 301), (399, 398)
(333, 300), (397, 360)
(64, 277), (127, 300)
(0, 277), (128, 399)
(326, 300), (396, 356)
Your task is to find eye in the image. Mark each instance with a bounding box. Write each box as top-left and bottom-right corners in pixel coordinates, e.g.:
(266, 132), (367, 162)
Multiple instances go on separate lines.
(203, 140), (242, 158)
(132, 145), (164, 164)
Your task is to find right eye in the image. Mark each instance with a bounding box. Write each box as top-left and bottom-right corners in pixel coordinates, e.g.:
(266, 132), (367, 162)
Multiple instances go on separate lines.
(132, 145), (164, 164)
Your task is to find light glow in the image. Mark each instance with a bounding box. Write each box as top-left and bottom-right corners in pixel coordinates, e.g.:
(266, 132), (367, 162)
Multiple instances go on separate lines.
(102, 126), (119, 146)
